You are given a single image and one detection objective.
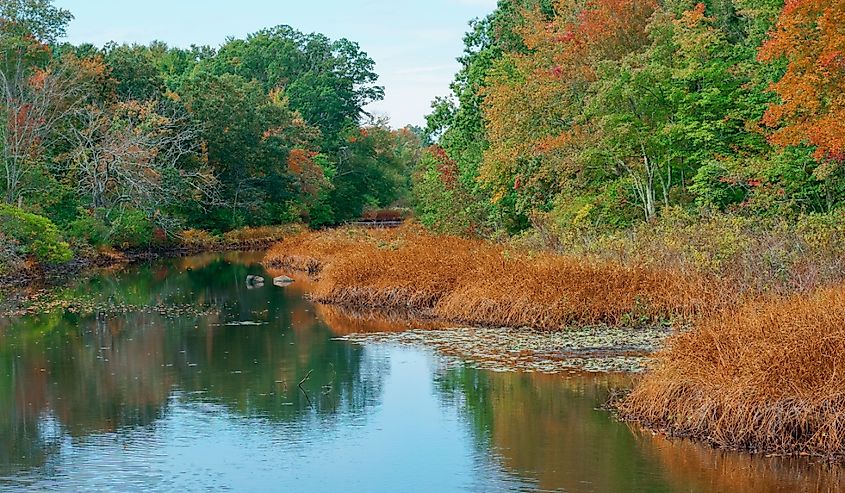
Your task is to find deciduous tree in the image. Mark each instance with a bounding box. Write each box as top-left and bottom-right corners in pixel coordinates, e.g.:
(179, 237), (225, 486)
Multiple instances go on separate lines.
(759, 0), (845, 174)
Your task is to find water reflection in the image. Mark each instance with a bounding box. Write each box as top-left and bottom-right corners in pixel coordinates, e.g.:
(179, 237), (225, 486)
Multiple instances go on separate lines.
(0, 253), (842, 492)
(0, 254), (385, 482)
(438, 363), (845, 493)
(636, 433), (845, 493)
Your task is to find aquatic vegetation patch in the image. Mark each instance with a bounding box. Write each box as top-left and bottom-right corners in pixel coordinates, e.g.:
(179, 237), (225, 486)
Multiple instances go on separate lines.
(336, 326), (671, 373)
(3, 289), (220, 319)
(619, 285), (845, 459)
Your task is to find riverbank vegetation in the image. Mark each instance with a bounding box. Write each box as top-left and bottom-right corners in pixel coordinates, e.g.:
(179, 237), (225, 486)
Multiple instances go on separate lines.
(620, 286), (845, 458)
(266, 226), (723, 328)
(7, 0), (845, 461)
(0, 0), (421, 278)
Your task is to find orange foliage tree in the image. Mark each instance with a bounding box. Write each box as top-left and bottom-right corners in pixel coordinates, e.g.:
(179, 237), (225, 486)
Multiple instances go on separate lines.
(759, 0), (845, 170)
(481, 0), (658, 210)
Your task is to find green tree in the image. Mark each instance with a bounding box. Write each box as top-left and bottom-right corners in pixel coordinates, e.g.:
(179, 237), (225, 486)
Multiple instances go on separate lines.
(179, 72), (321, 229)
(329, 123), (416, 223)
(209, 26), (383, 148)
(102, 43), (166, 101)
(0, 0), (72, 43)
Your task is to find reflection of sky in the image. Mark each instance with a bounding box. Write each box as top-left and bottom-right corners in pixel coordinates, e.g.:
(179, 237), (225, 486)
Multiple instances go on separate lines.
(5, 346), (526, 492)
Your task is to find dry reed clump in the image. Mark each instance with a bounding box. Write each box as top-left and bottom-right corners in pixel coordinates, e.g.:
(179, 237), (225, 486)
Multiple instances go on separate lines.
(268, 227), (725, 329)
(179, 229), (221, 249)
(619, 285), (845, 458)
(437, 252), (723, 328)
(311, 234), (491, 312)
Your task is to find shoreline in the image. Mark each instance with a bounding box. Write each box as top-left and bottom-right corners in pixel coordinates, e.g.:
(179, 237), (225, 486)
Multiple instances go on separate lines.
(263, 227), (845, 463)
(0, 240), (279, 299)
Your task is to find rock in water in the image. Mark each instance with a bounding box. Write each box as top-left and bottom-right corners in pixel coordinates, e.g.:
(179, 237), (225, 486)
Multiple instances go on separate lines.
(273, 275), (294, 287)
(246, 275), (265, 288)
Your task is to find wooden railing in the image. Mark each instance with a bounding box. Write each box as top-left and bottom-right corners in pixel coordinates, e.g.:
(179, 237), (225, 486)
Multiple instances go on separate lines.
(349, 218), (405, 229)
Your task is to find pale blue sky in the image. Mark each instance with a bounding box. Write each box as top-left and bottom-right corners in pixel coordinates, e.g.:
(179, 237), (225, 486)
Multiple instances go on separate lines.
(53, 0), (498, 127)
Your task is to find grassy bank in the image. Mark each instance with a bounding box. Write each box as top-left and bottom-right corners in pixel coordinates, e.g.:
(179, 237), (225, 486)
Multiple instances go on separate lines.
(264, 225), (725, 329)
(619, 286), (845, 459)
(521, 209), (845, 297)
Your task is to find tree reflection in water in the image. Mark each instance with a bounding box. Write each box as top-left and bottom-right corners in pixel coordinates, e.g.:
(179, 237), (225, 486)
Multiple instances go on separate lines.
(0, 254), (386, 476)
(437, 367), (845, 493)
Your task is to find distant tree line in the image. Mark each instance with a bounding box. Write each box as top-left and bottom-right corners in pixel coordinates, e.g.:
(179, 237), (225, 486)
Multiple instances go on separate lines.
(0, 0), (420, 267)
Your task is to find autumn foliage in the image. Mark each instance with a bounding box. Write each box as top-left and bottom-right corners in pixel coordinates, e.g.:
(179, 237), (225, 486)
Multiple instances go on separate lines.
(423, 0), (845, 238)
(481, 0), (658, 202)
(760, 0), (845, 166)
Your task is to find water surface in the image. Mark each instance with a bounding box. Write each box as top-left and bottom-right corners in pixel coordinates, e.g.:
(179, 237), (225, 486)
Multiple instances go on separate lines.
(0, 253), (841, 492)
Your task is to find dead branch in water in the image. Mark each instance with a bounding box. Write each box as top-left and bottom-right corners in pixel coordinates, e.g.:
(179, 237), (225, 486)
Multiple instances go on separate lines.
(298, 369), (314, 408)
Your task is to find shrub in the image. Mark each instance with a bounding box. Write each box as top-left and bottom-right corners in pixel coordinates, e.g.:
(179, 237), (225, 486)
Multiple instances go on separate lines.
(0, 205), (72, 265)
(521, 207), (845, 296)
(108, 209), (154, 249)
(66, 210), (109, 248)
(412, 149), (491, 236)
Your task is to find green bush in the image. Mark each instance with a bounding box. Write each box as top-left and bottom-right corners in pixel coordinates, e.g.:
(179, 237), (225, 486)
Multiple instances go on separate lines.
(690, 161), (747, 210)
(66, 209), (110, 248)
(0, 205), (73, 264)
(108, 209), (154, 249)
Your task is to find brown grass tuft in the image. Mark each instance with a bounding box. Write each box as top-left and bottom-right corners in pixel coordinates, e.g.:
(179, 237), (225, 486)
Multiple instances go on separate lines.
(264, 226), (726, 329)
(179, 229), (221, 249)
(264, 225), (418, 273)
(619, 285), (845, 458)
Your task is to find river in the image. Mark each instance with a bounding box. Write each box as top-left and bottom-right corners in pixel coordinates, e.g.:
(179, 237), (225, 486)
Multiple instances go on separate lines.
(0, 252), (841, 492)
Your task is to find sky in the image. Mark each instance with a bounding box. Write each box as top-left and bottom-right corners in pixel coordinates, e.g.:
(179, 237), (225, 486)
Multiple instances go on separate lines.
(53, 0), (498, 128)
